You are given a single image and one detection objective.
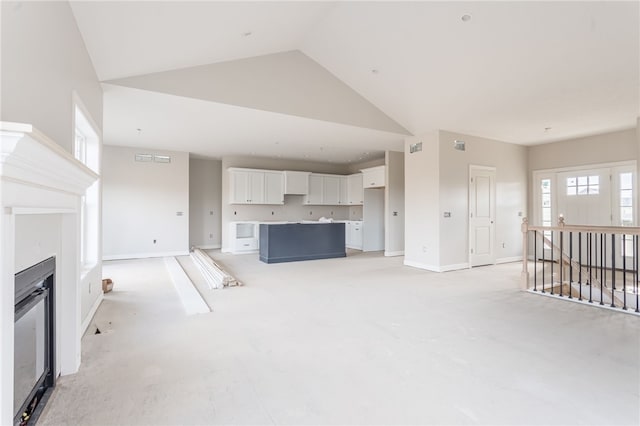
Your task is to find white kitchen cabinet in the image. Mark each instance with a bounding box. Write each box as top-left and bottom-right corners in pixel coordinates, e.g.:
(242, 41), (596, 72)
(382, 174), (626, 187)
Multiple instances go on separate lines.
(304, 174), (323, 205)
(304, 174), (346, 205)
(283, 171), (310, 195)
(322, 176), (340, 205)
(228, 168), (283, 205)
(346, 221), (363, 250)
(347, 173), (363, 205)
(361, 165), (386, 188)
(229, 221), (259, 253)
(339, 176), (348, 205)
(264, 171), (284, 204)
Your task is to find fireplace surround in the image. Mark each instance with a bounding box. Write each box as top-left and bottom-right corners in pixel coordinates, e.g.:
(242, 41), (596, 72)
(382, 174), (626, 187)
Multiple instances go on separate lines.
(0, 122), (98, 425)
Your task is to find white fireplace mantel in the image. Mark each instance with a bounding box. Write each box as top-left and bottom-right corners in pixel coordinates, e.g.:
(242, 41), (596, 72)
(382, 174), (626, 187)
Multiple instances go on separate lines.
(0, 121), (99, 425)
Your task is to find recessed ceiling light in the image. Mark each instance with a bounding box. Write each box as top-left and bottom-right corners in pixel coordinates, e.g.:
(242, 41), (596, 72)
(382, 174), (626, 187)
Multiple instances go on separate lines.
(242, 31), (252, 37)
(461, 14), (472, 22)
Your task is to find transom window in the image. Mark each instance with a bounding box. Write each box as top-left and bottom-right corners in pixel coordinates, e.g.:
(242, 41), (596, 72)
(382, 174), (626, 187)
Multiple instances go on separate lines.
(566, 175), (599, 196)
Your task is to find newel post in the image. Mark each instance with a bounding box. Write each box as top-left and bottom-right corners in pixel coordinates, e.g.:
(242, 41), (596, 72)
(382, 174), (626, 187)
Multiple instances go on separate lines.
(521, 217), (529, 290)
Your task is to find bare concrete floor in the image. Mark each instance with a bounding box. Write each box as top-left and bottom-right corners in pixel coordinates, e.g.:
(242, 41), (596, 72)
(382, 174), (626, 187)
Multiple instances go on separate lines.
(39, 251), (639, 425)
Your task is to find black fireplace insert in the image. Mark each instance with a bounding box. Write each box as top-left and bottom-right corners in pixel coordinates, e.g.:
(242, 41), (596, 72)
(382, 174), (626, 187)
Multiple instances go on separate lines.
(14, 257), (55, 426)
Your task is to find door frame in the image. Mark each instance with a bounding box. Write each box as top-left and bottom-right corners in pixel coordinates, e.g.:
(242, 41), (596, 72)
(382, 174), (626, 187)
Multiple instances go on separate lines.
(468, 165), (497, 267)
(532, 160), (637, 227)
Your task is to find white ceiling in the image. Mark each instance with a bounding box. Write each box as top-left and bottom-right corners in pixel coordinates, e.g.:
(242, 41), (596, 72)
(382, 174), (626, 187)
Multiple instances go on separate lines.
(70, 1), (639, 161)
(103, 83), (404, 163)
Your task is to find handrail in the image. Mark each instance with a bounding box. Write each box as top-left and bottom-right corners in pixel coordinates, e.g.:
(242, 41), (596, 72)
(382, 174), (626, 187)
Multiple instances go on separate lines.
(521, 216), (640, 313)
(528, 224), (640, 235)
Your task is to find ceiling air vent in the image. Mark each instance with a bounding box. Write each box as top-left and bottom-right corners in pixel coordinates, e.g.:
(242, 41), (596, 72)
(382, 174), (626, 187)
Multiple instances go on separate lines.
(409, 142), (422, 153)
(454, 140), (466, 151)
(154, 155), (171, 163)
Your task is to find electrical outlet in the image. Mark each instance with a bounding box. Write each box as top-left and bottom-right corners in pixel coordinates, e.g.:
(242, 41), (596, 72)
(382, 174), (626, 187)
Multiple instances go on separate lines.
(502, 242), (505, 248)
(209, 233), (213, 239)
(209, 211), (214, 215)
(422, 246), (427, 252)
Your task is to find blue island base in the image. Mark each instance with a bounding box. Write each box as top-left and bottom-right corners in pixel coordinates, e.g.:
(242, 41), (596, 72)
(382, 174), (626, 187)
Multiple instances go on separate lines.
(259, 223), (346, 264)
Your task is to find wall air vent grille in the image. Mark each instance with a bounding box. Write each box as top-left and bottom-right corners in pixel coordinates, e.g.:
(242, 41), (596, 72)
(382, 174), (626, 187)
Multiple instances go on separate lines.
(134, 154), (153, 162)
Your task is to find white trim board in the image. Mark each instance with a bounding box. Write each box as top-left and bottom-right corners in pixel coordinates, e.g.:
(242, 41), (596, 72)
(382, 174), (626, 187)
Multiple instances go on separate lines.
(194, 244), (221, 250)
(81, 292), (104, 335)
(496, 257), (521, 264)
(404, 260), (471, 272)
(164, 257), (210, 315)
(527, 290), (639, 317)
(103, 251), (190, 261)
(403, 260), (440, 272)
(384, 250), (404, 257)
(440, 263), (470, 272)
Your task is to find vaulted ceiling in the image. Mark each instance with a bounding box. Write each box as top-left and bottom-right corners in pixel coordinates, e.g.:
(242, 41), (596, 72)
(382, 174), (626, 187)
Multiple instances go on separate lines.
(70, 1), (639, 162)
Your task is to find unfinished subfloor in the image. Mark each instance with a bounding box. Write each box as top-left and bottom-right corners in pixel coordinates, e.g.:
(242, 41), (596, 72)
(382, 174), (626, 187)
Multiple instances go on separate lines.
(39, 251), (639, 425)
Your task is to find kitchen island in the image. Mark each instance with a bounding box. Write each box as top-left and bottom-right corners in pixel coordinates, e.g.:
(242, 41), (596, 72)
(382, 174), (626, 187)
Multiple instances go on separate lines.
(259, 222), (346, 263)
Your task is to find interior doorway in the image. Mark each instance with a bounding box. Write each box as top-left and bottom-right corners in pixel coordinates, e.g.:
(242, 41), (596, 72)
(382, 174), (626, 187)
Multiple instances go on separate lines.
(469, 165), (496, 267)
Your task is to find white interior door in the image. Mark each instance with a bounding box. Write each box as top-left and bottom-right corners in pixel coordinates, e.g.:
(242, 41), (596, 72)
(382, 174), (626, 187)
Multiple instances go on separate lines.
(469, 166), (496, 267)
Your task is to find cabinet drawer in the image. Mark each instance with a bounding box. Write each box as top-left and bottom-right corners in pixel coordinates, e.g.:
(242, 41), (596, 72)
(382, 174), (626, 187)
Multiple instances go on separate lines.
(235, 238), (258, 251)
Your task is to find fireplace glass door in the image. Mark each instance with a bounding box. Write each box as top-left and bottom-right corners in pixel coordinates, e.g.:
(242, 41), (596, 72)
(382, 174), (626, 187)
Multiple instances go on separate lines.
(14, 257), (54, 425)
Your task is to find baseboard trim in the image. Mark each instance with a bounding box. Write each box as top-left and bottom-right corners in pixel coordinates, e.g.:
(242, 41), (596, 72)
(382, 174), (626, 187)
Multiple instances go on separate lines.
(496, 256), (521, 264)
(81, 292), (103, 335)
(404, 260), (441, 272)
(440, 263), (470, 272)
(194, 244), (221, 250)
(103, 251), (190, 261)
(384, 250), (405, 257)
(403, 260), (470, 272)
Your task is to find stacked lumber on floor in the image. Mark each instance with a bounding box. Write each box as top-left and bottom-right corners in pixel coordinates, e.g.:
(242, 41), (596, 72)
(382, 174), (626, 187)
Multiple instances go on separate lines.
(190, 248), (241, 289)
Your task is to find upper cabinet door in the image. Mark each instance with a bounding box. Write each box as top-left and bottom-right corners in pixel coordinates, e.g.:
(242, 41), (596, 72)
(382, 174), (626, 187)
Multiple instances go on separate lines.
(230, 170), (250, 204)
(362, 166), (386, 188)
(283, 171), (310, 195)
(347, 173), (363, 205)
(264, 171), (284, 205)
(322, 176), (340, 205)
(338, 176), (348, 205)
(248, 171), (265, 204)
(305, 174), (323, 205)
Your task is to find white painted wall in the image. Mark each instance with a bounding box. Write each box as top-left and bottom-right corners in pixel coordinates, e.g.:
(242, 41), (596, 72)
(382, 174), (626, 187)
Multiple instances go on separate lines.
(527, 127), (637, 222)
(385, 151), (405, 255)
(404, 133), (440, 270)
(1, 6), (103, 421)
(189, 157), (222, 249)
(102, 146), (189, 259)
(1, 1), (102, 153)
(438, 130), (527, 268)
